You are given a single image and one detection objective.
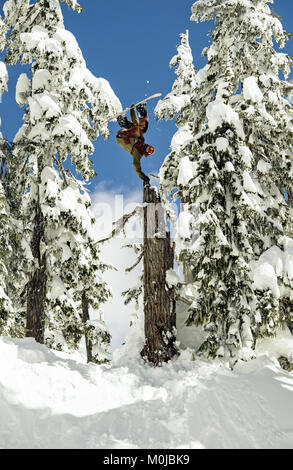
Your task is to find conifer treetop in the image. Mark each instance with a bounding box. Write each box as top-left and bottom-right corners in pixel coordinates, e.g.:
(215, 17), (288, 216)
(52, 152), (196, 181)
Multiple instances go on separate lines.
(0, 15), (8, 97)
(155, 30), (197, 121)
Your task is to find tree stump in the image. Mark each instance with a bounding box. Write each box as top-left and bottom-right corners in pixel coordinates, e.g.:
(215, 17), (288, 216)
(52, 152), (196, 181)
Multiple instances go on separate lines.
(140, 183), (177, 365)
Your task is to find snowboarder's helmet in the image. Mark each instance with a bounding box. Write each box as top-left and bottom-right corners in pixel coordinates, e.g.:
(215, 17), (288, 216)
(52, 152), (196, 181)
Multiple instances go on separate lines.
(145, 145), (155, 155)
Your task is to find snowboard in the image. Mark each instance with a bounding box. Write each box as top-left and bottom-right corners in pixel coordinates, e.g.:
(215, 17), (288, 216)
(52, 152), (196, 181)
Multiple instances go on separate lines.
(104, 93), (162, 124)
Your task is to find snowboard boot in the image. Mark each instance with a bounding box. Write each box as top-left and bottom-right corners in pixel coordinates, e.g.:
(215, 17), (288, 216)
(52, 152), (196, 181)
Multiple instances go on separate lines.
(117, 115), (131, 128)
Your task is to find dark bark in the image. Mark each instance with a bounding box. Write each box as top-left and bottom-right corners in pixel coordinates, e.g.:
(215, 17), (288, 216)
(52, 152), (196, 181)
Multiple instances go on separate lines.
(26, 201), (46, 343)
(82, 292), (93, 363)
(140, 184), (177, 365)
(287, 188), (293, 208)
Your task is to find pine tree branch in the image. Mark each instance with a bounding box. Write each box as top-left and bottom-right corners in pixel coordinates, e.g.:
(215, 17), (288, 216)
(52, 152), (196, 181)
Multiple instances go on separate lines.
(125, 251), (144, 273)
(53, 156), (68, 186)
(95, 205), (142, 244)
(176, 295), (192, 306)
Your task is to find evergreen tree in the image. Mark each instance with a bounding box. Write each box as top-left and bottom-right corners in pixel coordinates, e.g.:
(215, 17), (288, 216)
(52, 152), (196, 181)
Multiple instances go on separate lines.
(155, 30), (196, 200)
(0, 118), (16, 337)
(0, 13), (23, 336)
(3, 0), (121, 360)
(0, 178), (15, 336)
(156, 30), (197, 122)
(156, 30), (197, 283)
(156, 0), (293, 361)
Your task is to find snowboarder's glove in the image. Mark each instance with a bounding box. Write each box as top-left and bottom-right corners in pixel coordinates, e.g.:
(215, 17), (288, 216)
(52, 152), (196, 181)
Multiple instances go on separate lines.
(136, 103), (147, 118)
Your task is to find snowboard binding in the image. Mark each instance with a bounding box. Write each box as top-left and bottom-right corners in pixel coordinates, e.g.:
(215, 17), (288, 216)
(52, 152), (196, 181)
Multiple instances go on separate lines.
(117, 115), (132, 129)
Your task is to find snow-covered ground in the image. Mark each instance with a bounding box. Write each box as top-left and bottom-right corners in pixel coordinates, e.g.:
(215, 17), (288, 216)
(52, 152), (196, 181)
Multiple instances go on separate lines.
(1, 318), (293, 449)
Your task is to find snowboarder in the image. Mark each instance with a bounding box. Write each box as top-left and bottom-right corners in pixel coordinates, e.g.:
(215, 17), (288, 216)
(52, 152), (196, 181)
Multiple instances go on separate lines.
(116, 103), (155, 184)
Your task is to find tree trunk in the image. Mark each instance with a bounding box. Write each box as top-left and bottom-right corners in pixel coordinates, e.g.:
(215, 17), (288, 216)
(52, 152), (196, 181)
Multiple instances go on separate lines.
(82, 292), (93, 363)
(26, 201), (46, 344)
(141, 184), (177, 365)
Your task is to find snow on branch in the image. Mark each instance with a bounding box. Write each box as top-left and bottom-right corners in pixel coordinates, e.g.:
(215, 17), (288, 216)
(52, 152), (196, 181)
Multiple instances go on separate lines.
(61, 0), (83, 13)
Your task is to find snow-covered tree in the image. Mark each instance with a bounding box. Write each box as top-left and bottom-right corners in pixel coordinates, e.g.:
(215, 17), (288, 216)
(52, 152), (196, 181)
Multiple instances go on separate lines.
(0, 14), (11, 335)
(156, 30), (197, 283)
(155, 30), (196, 199)
(0, 13), (24, 336)
(3, 0), (121, 360)
(0, 168), (15, 336)
(39, 167), (112, 362)
(156, 30), (197, 122)
(156, 0), (293, 361)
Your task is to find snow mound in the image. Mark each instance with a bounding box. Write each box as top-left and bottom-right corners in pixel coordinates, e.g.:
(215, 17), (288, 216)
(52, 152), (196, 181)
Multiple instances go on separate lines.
(0, 334), (293, 449)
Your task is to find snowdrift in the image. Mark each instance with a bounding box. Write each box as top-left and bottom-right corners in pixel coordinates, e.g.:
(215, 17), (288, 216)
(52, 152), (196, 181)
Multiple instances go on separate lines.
(0, 329), (293, 449)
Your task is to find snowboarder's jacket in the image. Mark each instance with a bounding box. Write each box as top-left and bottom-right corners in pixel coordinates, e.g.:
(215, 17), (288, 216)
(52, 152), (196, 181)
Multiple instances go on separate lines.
(116, 107), (153, 183)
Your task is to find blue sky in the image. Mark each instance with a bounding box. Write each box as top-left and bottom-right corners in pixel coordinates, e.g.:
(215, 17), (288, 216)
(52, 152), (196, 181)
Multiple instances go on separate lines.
(1, 0), (292, 198)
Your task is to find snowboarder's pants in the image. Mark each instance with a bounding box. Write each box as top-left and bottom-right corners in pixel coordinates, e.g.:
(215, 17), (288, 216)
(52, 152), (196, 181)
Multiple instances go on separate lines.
(116, 136), (148, 182)
(132, 148), (149, 182)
